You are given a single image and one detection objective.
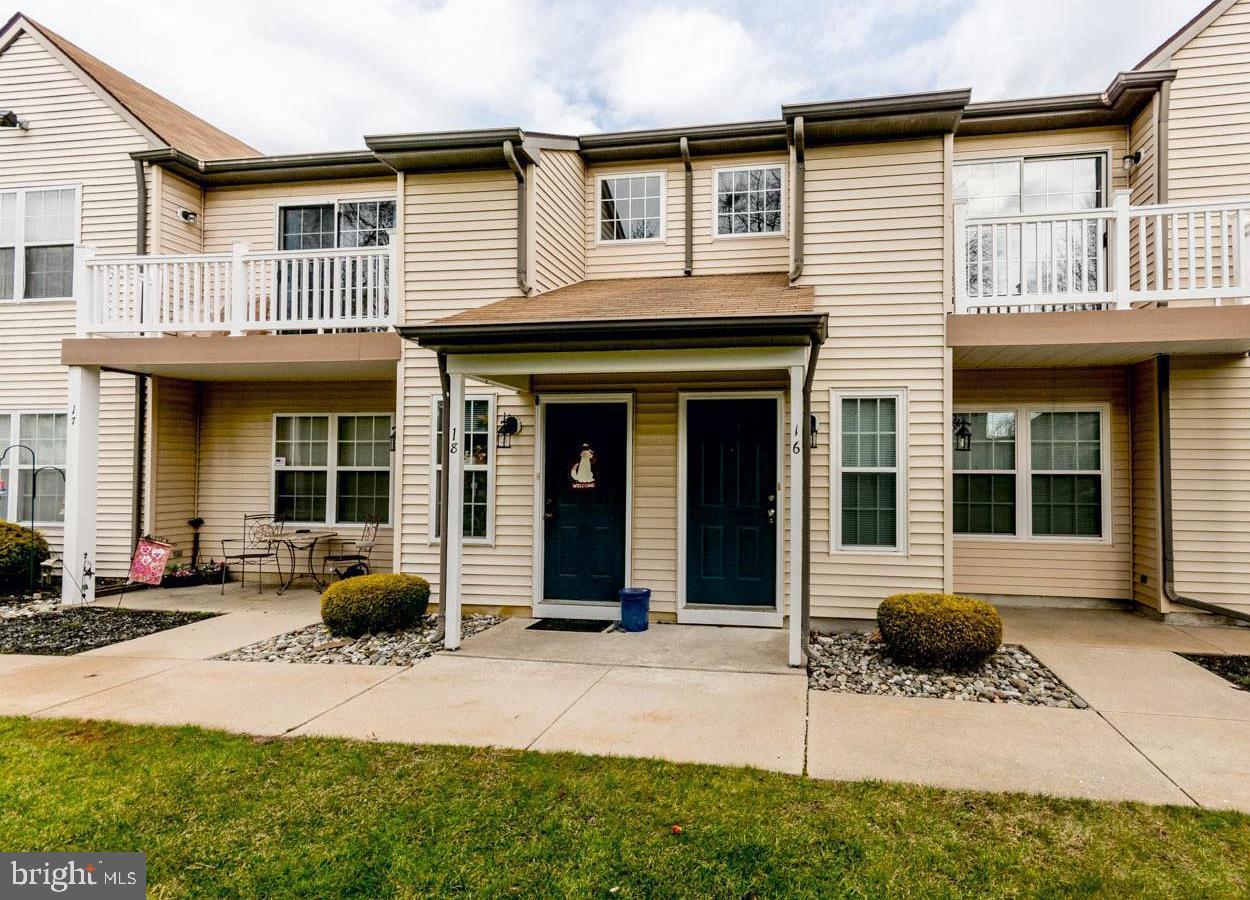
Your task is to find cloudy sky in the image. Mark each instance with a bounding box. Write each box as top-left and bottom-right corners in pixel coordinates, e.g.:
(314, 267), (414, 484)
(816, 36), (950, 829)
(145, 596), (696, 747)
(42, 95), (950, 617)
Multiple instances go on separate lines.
(21, 0), (1204, 154)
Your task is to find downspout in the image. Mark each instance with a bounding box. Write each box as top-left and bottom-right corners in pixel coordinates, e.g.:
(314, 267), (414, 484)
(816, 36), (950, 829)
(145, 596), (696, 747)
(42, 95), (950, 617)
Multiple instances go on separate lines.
(130, 159), (149, 549)
(805, 332), (825, 640)
(1157, 81), (1170, 204)
(502, 140), (531, 295)
(680, 136), (693, 276)
(789, 116), (805, 283)
(1156, 354), (1250, 624)
(437, 353), (452, 634)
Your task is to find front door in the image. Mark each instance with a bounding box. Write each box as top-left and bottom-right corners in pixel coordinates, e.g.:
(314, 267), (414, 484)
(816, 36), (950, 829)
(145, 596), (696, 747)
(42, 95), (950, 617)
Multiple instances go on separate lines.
(686, 398), (778, 607)
(542, 401), (628, 602)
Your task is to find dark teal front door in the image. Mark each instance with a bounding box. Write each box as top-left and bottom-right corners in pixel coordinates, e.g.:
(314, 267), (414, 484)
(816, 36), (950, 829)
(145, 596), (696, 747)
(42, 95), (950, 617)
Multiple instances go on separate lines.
(543, 401), (628, 602)
(686, 398), (778, 607)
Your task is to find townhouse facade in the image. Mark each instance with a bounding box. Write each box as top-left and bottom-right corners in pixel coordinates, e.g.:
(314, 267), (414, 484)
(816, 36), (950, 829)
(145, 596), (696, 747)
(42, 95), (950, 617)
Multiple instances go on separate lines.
(2, 2), (1249, 667)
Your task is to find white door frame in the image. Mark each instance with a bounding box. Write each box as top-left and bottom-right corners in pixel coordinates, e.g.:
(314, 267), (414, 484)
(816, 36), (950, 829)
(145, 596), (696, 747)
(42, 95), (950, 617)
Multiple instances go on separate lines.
(532, 392), (634, 620)
(677, 391), (785, 627)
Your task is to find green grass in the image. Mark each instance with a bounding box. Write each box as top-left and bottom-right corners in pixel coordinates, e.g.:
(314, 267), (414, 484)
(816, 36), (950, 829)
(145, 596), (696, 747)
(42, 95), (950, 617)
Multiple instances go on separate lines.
(1, 718), (1247, 898)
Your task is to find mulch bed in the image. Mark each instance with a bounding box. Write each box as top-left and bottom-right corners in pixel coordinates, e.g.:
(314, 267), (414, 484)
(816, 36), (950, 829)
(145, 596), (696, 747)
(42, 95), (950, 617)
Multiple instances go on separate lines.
(1180, 653), (1250, 691)
(0, 600), (216, 656)
(808, 631), (1087, 708)
(215, 614), (502, 666)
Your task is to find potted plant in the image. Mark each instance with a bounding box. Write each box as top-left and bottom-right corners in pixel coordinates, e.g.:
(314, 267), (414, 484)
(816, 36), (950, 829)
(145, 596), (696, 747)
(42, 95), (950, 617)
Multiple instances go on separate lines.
(198, 559), (227, 584)
(160, 563), (203, 589)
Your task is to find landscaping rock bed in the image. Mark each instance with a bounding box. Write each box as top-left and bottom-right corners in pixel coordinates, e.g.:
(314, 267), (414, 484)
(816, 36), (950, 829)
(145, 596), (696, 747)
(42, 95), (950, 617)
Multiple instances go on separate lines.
(216, 614), (501, 666)
(1180, 653), (1250, 691)
(0, 600), (215, 655)
(808, 630), (1086, 708)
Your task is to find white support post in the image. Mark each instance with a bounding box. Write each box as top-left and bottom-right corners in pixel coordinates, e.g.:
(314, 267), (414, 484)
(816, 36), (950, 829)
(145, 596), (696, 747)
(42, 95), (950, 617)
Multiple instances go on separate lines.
(788, 364), (805, 668)
(72, 246), (96, 337)
(1112, 190), (1132, 309)
(952, 202), (968, 313)
(444, 371), (466, 650)
(386, 228), (398, 321)
(229, 242), (248, 335)
(1237, 209), (1250, 305)
(62, 365), (100, 605)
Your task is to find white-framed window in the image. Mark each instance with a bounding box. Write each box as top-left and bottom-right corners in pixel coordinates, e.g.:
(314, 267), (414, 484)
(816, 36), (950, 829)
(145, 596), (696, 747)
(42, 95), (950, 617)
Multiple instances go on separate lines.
(596, 172), (665, 242)
(713, 164), (784, 237)
(952, 405), (1110, 541)
(0, 410), (67, 523)
(954, 154), (1106, 217)
(953, 411), (1017, 536)
(0, 185), (79, 301)
(272, 413), (392, 525)
(430, 394), (495, 543)
(833, 390), (906, 553)
(277, 198), (396, 250)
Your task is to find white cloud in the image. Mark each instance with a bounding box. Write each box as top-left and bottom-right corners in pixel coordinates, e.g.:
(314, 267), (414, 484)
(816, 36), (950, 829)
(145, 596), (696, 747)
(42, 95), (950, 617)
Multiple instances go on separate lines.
(16, 0), (1210, 152)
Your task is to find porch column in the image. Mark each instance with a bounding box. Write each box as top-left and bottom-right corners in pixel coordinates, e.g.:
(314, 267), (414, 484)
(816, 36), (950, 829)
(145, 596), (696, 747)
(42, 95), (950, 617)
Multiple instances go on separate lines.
(444, 370), (466, 649)
(62, 365), (101, 605)
(788, 363), (805, 667)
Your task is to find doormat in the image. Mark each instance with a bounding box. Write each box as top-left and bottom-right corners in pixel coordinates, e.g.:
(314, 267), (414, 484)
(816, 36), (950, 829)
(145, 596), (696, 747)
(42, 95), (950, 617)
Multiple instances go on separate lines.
(526, 618), (613, 633)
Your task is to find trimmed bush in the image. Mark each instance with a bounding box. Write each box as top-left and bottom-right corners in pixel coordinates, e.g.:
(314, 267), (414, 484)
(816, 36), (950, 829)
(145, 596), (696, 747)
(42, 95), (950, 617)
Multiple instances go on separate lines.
(0, 520), (51, 595)
(877, 592), (1002, 669)
(320, 573), (430, 638)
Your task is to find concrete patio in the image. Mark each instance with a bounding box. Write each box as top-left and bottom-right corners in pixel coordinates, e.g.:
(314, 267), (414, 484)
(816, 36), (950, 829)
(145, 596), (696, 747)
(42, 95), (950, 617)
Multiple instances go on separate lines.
(1, 592), (1248, 812)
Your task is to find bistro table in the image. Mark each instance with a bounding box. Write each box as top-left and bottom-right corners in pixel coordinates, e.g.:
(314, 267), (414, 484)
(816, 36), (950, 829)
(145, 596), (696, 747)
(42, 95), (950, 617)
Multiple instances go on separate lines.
(277, 529), (338, 593)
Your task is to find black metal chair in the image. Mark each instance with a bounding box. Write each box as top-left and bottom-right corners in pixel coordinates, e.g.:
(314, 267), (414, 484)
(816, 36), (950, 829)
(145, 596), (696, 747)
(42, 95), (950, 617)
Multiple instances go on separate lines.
(220, 514), (287, 594)
(322, 516), (380, 581)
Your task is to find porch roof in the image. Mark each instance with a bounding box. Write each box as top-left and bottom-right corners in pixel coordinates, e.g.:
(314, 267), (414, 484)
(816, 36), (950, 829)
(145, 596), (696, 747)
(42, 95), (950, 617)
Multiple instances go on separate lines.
(401, 273), (825, 354)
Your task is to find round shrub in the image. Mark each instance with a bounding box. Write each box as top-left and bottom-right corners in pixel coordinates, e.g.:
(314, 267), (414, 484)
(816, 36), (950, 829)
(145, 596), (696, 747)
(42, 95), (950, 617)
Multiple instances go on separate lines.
(320, 573), (430, 638)
(0, 520), (51, 595)
(877, 592), (1002, 669)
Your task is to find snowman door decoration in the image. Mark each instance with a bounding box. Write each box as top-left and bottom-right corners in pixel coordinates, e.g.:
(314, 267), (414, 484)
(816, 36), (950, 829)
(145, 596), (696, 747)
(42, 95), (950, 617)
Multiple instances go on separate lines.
(570, 443), (597, 490)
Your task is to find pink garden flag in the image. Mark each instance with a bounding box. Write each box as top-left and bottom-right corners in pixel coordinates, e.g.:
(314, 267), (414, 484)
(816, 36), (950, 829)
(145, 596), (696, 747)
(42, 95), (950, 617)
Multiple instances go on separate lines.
(128, 537), (172, 585)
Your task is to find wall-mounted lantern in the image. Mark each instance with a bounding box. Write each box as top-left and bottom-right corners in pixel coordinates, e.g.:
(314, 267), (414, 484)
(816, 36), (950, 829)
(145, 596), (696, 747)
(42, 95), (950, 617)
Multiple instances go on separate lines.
(1121, 150), (1142, 172)
(952, 414), (973, 453)
(497, 414), (521, 449)
(808, 413), (819, 449)
(0, 110), (28, 130)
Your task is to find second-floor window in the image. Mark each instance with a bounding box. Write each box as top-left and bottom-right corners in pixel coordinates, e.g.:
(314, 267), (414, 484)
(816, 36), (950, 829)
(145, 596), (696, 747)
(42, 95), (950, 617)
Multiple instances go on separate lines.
(278, 199), (395, 250)
(955, 155), (1104, 217)
(598, 173), (664, 242)
(0, 186), (78, 301)
(714, 165), (783, 236)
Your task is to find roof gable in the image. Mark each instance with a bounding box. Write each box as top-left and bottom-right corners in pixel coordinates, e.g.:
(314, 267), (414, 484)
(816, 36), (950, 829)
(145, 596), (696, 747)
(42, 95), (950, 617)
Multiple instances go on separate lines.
(0, 13), (260, 160)
(1136, 0), (1239, 69)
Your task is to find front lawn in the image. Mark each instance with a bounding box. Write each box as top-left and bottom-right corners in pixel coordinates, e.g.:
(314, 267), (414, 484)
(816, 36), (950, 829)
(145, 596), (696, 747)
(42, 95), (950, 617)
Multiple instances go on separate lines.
(1, 718), (1247, 897)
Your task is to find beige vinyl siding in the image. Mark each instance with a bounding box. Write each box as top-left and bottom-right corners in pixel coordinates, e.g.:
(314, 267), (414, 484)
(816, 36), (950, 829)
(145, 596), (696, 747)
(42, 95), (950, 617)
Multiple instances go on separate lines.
(193, 380), (396, 579)
(952, 367), (1132, 601)
(1128, 100), (1159, 293)
(1168, 354), (1250, 615)
(201, 177), (398, 253)
(1164, 0), (1250, 200)
(0, 30), (150, 574)
(1130, 359), (1163, 610)
(584, 153), (790, 280)
(149, 376), (199, 557)
(532, 149), (585, 293)
(153, 167), (203, 255)
(399, 169), (529, 607)
(803, 138), (948, 618)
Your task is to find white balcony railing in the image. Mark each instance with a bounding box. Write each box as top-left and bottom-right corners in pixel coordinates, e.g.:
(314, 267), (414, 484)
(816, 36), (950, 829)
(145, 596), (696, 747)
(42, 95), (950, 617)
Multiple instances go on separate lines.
(954, 191), (1250, 314)
(75, 241), (397, 336)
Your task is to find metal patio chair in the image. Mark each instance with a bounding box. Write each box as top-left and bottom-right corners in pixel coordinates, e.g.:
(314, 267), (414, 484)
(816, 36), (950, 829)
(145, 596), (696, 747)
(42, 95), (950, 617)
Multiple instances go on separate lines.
(322, 515), (381, 581)
(220, 514), (287, 594)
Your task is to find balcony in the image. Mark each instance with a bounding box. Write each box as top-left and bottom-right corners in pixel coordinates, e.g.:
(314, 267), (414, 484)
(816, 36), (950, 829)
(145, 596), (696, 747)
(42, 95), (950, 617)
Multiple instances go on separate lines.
(74, 243), (397, 337)
(954, 192), (1250, 314)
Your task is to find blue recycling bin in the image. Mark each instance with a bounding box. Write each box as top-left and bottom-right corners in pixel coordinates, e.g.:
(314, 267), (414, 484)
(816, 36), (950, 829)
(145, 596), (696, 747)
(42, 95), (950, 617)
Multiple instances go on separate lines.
(619, 587), (651, 632)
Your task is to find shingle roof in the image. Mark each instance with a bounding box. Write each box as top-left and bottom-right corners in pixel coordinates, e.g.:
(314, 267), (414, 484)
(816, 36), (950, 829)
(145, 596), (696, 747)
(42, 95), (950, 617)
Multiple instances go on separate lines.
(16, 14), (260, 160)
(433, 273), (814, 327)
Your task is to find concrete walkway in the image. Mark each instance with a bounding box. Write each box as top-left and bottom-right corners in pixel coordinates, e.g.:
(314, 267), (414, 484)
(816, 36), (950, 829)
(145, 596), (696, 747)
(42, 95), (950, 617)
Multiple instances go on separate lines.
(3, 591), (1249, 811)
